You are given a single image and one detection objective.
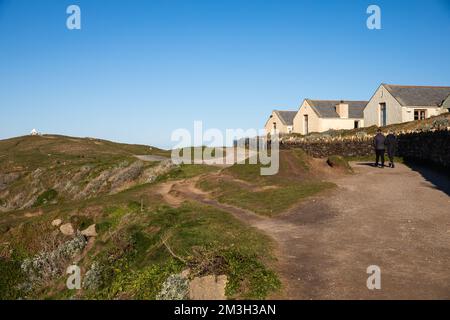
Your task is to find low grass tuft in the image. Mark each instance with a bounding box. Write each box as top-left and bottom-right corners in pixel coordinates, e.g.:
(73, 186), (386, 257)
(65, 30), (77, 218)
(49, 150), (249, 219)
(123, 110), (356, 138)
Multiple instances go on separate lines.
(33, 189), (58, 207)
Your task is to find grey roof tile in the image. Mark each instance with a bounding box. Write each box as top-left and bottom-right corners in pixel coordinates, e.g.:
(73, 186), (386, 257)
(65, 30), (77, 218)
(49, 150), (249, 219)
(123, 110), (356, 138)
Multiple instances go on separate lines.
(306, 100), (367, 119)
(384, 84), (450, 107)
(274, 110), (297, 125)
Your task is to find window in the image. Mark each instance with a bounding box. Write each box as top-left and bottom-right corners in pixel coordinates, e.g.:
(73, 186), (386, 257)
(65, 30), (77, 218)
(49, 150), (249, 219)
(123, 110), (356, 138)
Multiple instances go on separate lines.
(414, 109), (426, 120)
(273, 122), (277, 129)
(354, 121), (360, 129)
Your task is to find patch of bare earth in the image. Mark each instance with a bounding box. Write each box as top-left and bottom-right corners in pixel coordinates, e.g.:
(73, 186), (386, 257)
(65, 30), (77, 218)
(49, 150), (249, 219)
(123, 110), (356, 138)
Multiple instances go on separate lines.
(156, 181), (185, 207)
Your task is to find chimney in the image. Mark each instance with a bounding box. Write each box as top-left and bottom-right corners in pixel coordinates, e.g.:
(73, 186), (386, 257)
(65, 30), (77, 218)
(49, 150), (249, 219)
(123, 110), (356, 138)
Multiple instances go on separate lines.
(336, 101), (349, 118)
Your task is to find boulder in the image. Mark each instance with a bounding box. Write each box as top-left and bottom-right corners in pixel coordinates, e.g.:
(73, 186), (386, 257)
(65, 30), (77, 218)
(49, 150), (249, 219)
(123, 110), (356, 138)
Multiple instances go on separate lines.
(51, 219), (62, 227)
(59, 223), (75, 236)
(81, 224), (97, 237)
(189, 275), (227, 300)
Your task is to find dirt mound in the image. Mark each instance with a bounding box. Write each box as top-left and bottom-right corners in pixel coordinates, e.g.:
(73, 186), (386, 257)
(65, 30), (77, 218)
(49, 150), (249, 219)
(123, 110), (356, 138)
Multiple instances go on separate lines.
(223, 149), (348, 184)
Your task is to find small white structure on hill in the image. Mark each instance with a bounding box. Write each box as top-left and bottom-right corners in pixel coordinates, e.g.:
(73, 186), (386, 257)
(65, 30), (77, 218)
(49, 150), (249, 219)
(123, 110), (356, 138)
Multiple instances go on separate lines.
(30, 129), (39, 136)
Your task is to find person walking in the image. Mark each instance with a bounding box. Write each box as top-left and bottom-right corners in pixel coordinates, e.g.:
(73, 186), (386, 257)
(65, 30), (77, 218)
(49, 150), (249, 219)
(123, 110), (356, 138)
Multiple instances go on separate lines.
(373, 129), (386, 168)
(385, 131), (397, 168)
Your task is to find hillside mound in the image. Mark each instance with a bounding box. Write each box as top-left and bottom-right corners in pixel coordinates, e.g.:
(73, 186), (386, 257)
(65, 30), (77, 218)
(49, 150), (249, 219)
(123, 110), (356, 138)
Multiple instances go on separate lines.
(196, 149), (341, 216)
(0, 135), (171, 212)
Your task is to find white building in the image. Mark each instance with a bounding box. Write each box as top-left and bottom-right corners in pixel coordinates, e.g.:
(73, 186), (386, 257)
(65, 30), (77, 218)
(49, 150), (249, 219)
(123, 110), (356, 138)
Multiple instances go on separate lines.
(293, 99), (367, 135)
(364, 84), (450, 127)
(265, 110), (297, 135)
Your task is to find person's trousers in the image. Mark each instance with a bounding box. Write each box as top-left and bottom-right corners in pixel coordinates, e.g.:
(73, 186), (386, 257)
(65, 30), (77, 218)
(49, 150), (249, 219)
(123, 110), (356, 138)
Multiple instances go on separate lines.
(387, 151), (395, 165)
(375, 149), (385, 167)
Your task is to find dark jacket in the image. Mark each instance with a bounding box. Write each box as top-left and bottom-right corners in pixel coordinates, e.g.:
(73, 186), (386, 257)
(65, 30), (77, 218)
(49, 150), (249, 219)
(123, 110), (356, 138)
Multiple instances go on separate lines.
(385, 134), (397, 155)
(373, 133), (386, 150)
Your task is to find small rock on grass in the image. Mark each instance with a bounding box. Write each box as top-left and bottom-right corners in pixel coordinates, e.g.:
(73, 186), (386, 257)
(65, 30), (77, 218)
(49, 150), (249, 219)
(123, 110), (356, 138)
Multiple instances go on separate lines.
(81, 224), (97, 237)
(59, 223), (75, 236)
(51, 219), (62, 227)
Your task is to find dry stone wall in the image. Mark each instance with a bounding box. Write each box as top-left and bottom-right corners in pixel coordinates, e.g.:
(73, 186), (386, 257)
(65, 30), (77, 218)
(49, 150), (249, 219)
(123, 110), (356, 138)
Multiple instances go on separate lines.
(282, 130), (450, 170)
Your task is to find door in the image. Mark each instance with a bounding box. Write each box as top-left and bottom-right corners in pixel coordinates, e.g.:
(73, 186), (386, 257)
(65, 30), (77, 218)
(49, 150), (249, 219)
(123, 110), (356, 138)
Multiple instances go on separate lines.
(304, 115), (309, 135)
(380, 103), (387, 126)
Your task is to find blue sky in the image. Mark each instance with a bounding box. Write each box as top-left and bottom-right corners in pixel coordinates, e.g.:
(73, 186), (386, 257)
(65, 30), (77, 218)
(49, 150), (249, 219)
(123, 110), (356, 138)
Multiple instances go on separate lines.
(1, 0), (450, 148)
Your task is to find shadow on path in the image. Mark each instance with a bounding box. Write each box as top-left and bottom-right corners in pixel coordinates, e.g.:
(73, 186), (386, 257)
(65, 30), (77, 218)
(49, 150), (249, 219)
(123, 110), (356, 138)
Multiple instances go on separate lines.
(403, 161), (450, 196)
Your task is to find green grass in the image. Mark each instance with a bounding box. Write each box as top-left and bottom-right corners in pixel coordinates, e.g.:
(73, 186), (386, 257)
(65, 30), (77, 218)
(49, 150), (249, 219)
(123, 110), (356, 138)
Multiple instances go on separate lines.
(198, 178), (334, 216)
(156, 164), (221, 182)
(76, 202), (280, 300)
(0, 256), (26, 300)
(5, 186), (280, 300)
(33, 189), (58, 207)
(173, 146), (227, 163)
(327, 155), (353, 172)
(196, 149), (335, 216)
(0, 134), (176, 213)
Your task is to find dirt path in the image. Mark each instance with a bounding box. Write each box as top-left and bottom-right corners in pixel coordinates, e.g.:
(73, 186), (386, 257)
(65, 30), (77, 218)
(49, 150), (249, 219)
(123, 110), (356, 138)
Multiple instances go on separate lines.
(170, 163), (450, 299)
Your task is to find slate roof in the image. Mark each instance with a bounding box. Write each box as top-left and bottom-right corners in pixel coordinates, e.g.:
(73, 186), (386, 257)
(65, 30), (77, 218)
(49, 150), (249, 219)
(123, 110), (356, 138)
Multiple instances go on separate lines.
(273, 110), (297, 125)
(305, 99), (368, 119)
(383, 84), (450, 107)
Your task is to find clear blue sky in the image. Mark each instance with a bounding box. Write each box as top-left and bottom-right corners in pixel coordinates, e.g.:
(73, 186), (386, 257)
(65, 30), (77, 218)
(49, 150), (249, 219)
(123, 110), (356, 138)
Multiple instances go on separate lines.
(1, 0), (450, 148)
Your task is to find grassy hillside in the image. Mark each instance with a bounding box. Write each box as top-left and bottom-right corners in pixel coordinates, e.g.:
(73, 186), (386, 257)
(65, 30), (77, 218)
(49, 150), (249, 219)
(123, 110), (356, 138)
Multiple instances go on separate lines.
(0, 135), (280, 300)
(0, 135), (171, 212)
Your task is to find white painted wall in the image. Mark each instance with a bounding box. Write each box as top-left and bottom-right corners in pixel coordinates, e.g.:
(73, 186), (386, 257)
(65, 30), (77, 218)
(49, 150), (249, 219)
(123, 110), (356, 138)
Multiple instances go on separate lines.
(402, 107), (442, 122)
(364, 84), (445, 126)
(293, 100), (321, 134)
(364, 85), (403, 127)
(264, 111), (292, 135)
(319, 118), (364, 131)
(293, 100), (364, 134)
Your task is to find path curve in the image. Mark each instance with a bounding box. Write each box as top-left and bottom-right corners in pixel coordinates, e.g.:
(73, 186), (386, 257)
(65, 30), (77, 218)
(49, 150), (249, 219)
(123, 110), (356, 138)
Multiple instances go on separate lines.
(171, 163), (450, 299)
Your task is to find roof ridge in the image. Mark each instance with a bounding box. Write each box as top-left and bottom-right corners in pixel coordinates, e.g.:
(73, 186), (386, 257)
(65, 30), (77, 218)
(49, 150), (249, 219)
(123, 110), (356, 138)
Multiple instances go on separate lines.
(273, 110), (297, 113)
(307, 99), (368, 102)
(383, 83), (450, 89)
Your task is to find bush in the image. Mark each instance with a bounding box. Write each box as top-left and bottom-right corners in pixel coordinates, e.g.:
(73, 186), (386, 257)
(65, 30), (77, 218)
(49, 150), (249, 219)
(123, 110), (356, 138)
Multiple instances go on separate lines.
(0, 257), (26, 299)
(156, 273), (189, 300)
(20, 234), (87, 292)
